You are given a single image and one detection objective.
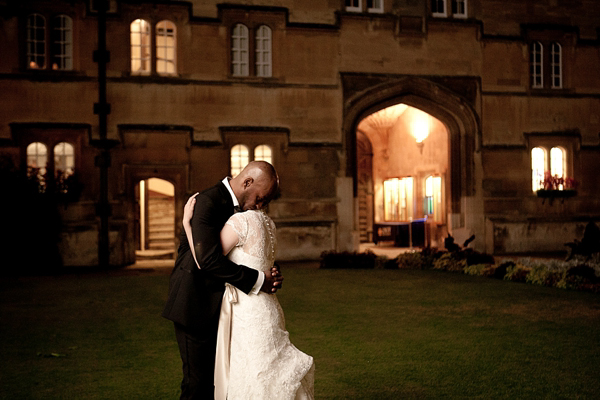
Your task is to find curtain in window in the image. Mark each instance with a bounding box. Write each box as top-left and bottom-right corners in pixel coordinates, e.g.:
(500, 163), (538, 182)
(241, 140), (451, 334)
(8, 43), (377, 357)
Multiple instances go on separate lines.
(156, 20), (176, 75)
(131, 19), (151, 73)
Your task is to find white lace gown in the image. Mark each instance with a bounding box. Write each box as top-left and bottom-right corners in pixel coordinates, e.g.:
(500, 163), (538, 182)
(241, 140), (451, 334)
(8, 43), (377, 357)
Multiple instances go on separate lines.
(214, 210), (315, 400)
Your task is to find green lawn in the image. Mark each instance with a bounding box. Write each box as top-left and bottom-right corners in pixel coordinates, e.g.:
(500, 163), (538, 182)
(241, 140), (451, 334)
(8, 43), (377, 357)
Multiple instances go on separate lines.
(1, 267), (599, 399)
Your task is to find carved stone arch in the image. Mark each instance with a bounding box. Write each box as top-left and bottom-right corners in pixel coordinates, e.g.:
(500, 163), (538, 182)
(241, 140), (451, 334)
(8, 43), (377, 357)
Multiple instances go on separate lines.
(343, 75), (480, 219)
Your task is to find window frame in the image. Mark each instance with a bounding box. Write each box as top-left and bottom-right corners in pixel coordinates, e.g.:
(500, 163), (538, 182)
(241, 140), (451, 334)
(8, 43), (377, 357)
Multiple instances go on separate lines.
(255, 25), (272, 78)
(451, 0), (467, 19)
(367, 0), (384, 13)
(346, 0), (362, 13)
(530, 41), (544, 89)
(231, 23), (250, 77)
(527, 134), (577, 193)
(51, 14), (73, 71)
(155, 20), (177, 76)
(431, 0), (448, 18)
(26, 13), (46, 70)
(130, 18), (151, 75)
(550, 42), (563, 89)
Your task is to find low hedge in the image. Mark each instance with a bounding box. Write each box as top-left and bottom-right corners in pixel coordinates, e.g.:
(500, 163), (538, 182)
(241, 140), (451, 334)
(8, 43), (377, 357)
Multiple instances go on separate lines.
(319, 248), (600, 293)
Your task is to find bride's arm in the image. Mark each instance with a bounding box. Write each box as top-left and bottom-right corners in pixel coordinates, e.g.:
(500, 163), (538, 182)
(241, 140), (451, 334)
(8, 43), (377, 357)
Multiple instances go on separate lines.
(220, 224), (239, 255)
(183, 194), (201, 269)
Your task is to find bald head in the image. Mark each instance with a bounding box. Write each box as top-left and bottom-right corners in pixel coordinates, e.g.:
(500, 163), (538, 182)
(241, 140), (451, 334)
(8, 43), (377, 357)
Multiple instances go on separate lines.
(230, 161), (279, 211)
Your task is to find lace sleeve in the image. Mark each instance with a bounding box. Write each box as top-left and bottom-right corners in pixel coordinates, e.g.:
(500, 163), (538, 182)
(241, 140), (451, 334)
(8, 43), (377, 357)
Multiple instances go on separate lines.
(225, 212), (249, 247)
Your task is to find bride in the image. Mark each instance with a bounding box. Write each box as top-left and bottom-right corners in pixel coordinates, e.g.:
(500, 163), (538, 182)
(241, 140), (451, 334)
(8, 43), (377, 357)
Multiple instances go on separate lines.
(183, 195), (315, 400)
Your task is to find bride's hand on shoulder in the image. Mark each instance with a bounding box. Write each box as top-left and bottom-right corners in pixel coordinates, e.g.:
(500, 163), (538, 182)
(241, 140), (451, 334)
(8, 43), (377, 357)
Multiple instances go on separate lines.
(183, 193), (199, 227)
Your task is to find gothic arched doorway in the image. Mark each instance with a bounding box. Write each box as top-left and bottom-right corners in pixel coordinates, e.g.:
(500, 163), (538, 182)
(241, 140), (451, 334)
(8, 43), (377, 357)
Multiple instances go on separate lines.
(343, 75), (481, 251)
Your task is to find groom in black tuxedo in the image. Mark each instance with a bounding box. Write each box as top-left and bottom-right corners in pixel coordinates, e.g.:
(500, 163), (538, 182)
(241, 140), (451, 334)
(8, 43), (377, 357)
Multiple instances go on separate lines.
(163, 161), (283, 400)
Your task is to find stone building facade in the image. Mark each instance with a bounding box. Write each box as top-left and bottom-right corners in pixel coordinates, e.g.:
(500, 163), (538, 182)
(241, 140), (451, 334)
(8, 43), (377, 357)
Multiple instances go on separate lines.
(0, 0), (599, 267)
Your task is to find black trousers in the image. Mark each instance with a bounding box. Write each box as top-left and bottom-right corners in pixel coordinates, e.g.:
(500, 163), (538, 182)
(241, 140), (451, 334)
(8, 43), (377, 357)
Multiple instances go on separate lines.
(174, 322), (218, 400)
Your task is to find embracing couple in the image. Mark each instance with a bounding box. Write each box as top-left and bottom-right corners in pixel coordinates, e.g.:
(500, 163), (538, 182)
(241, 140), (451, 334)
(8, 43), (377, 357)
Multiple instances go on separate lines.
(162, 161), (315, 399)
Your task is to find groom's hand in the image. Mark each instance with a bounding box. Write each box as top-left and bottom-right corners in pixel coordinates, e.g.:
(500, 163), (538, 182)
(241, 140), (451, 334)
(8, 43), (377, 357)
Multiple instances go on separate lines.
(261, 265), (284, 294)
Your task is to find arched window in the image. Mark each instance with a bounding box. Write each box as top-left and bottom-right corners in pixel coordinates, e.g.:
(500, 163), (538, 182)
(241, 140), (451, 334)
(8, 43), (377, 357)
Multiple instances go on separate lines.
(255, 25), (272, 77)
(550, 146), (565, 189)
(254, 144), (272, 164)
(531, 147), (546, 192)
(27, 14), (46, 69)
(550, 42), (562, 89)
(531, 41), (543, 88)
(424, 175), (442, 223)
(51, 15), (72, 70)
(231, 24), (249, 76)
(131, 19), (151, 74)
(27, 142), (48, 191)
(156, 20), (176, 75)
(230, 144), (249, 177)
(54, 142), (75, 176)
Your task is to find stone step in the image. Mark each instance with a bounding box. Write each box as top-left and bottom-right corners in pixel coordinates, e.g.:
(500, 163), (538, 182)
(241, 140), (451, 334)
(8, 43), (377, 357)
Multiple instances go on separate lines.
(148, 242), (176, 251)
(136, 249), (175, 260)
(148, 232), (175, 241)
(149, 225), (175, 233)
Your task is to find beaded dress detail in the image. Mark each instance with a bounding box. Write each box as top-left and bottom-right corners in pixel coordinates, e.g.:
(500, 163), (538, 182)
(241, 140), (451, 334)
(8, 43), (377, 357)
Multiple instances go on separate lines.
(214, 210), (314, 400)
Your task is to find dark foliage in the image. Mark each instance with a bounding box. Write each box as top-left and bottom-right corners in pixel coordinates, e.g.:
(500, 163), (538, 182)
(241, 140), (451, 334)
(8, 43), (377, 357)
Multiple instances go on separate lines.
(0, 156), (63, 275)
(565, 221), (600, 261)
(320, 251), (377, 269)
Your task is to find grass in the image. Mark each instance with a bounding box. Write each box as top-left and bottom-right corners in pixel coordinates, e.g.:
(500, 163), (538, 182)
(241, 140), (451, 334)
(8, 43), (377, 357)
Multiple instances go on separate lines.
(1, 267), (599, 399)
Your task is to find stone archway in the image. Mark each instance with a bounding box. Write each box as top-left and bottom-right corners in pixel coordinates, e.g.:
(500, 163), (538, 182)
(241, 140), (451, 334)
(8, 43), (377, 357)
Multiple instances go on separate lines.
(342, 74), (482, 247)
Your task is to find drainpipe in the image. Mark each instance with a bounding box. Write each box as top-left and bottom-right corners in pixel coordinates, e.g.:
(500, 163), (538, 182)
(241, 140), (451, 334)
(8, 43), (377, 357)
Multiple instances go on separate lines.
(94, 0), (111, 268)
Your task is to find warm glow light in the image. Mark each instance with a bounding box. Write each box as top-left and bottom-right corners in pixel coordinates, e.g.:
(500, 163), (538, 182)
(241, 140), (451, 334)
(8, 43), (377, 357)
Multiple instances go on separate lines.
(411, 114), (430, 144)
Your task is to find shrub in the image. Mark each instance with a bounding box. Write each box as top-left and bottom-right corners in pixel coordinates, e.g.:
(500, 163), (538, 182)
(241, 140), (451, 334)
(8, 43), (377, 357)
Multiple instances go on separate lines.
(526, 262), (565, 287)
(504, 263), (531, 282)
(433, 252), (467, 272)
(320, 251), (377, 269)
(463, 263), (491, 276)
(395, 251), (426, 270)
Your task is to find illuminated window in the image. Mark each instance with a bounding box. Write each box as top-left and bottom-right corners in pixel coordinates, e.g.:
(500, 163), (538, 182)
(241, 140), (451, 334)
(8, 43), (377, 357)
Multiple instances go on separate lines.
(424, 176), (442, 222)
(346, 0), (362, 12)
(550, 42), (562, 89)
(431, 0), (447, 17)
(531, 147), (546, 192)
(367, 0), (384, 13)
(54, 142), (75, 176)
(550, 147), (565, 189)
(156, 20), (176, 75)
(531, 41), (543, 88)
(384, 177), (414, 221)
(27, 142), (48, 192)
(27, 14), (46, 69)
(131, 19), (151, 74)
(232, 24), (249, 77)
(255, 25), (272, 77)
(51, 15), (72, 70)
(230, 144), (250, 177)
(452, 0), (467, 18)
(254, 145), (272, 164)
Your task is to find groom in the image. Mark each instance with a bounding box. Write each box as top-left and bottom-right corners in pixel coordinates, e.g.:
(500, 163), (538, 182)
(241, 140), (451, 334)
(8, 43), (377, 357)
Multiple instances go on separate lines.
(163, 161), (283, 400)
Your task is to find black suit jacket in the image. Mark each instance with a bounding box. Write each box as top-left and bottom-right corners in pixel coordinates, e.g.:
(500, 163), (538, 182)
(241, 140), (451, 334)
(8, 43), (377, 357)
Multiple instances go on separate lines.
(162, 182), (259, 333)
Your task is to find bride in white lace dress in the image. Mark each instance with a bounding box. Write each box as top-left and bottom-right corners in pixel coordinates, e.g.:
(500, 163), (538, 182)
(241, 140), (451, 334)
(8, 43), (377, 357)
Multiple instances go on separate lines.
(183, 197), (315, 400)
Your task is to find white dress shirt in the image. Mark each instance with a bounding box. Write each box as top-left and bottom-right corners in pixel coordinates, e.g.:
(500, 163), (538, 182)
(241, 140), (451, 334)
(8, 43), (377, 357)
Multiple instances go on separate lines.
(222, 177), (265, 294)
